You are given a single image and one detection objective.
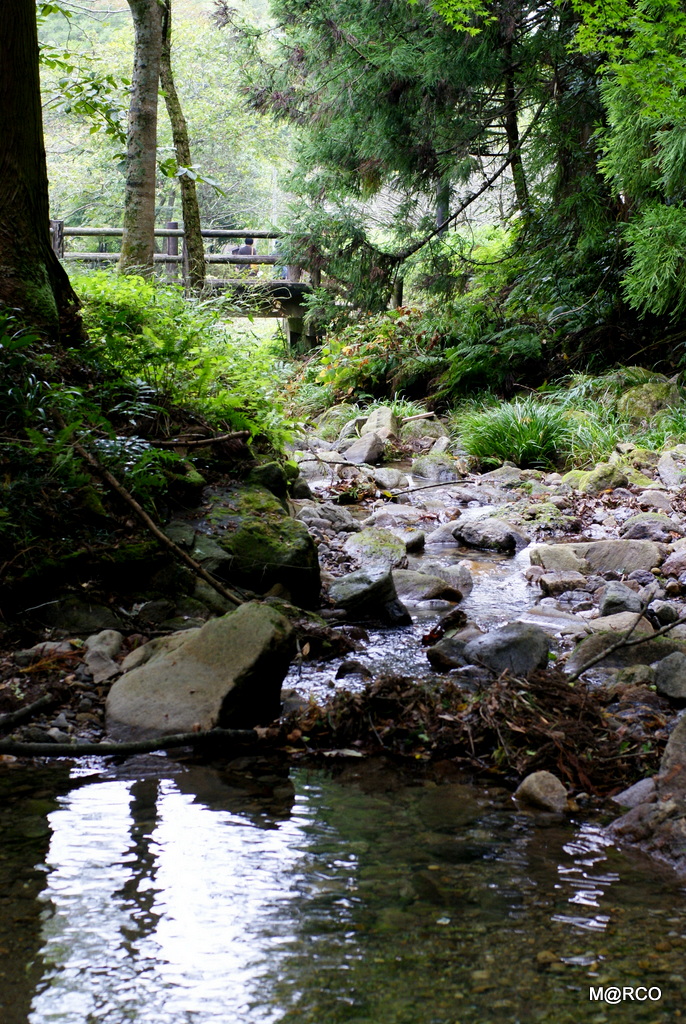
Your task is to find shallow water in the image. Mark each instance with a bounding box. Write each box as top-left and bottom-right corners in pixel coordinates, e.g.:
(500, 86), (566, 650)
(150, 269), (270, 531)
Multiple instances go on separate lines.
(1, 759), (684, 1024)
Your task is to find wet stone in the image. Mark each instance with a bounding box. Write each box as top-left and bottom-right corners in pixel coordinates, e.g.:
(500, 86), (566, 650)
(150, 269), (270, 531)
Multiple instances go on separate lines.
(515, 771), (568, 813)
(463, 622), (550, 676)
(653, 652), (686, 701)
(598, 581), (644, 617)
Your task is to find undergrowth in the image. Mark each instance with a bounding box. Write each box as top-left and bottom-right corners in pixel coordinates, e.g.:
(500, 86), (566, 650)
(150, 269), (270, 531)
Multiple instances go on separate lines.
(0, 272), (296, 596)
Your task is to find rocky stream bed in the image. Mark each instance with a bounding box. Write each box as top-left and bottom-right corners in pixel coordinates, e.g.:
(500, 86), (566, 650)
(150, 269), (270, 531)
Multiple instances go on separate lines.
(4, 404), (686, 880)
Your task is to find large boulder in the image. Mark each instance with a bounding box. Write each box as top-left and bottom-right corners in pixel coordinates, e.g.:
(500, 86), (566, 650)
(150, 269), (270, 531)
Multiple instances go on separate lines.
(374, 467), (409, 490)
(619, 512), (683, 542)
(201, 485), (320, 608)
(411, 452), (462, 482)
(616, 379), (681, 423)
(653, 652), (686, 701)
(597, 580), (643, 617)
(328, 567), (411, 625)
(453, 518), (530, 552)
(579, 462), (628, 494)
(539, 570), (588, 596)
(421, 560), (473, 597)
(344, 432), (386, 465)
(529, 539), (665, 575)
(463, 622), (550, 676)
(106, 602), (296, 739)
(360, 407), (400, 439)
(399, 417), (448, 442)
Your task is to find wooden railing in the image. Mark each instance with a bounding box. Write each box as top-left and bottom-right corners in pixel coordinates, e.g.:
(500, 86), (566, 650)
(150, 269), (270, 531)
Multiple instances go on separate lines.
(49, 220), (308, 283)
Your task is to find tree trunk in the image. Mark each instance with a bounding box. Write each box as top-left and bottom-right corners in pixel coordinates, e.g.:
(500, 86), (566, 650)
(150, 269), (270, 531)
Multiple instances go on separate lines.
(502, 44), (529, 215)
(436, 177), (451, 233)
(0, 0), (81, 338)
(160, 0), (206, 289)
(119, 0), (164, 276)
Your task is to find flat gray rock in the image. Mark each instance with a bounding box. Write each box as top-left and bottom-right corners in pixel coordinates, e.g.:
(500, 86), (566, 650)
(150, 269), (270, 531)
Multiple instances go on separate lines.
(328, 566), (411, 625)
(529, 539), (665, 575)
(612, 778), (657, 808)
(106, 603), (295, 740)
(392, 569), (463, 604)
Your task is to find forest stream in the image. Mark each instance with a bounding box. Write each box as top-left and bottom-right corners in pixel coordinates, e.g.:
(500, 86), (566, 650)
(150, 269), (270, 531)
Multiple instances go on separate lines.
(2, 463), (685, 1024)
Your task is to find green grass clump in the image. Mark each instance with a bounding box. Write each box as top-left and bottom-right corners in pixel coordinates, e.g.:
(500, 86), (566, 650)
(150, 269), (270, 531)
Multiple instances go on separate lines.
(456, 397), (572, 469)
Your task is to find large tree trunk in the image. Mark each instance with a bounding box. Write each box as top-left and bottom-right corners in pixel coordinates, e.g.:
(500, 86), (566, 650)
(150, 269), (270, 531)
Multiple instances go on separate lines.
(119, 0), (164, 276)
(160, 0), (206, 289)
(0, 0), (81, 338)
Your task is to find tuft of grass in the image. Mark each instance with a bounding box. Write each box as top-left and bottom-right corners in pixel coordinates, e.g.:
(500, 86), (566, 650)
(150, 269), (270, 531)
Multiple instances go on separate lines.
(456, 397), (572, 469)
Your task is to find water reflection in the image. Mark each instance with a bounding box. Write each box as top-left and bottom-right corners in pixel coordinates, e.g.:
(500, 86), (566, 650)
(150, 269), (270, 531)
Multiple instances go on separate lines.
(4, 761), (680, 1024)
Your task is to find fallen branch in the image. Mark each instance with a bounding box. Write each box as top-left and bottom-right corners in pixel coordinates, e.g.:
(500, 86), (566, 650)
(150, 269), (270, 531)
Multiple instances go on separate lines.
(0, 693), (56, 733)
(55, 415), (246, 608)
(566, 607), (686, 683)
(386, 479), (465, 499)
(401, 412), (436, 424)
(0, 726), (258, 758)
(153, 430), (251, 448)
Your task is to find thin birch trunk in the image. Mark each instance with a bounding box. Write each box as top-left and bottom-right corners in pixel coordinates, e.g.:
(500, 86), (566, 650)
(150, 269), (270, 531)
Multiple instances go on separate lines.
(160, 0), (206, 289)
(119, 0), (164, 276)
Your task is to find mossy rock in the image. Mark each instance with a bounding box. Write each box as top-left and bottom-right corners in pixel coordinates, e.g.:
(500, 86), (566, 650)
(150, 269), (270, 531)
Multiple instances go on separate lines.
(411, 452), (462, 481)
(579, 462), (628, 494)
(621, 466), (657, 489)
(162, 460), (207, 502)
(617, 380), (682, 422)
(247, 461), (289, 503)
(314, 404), (359, 441)
(561, 469), (588, 489)
(343, 527), (408, 569)
(210, 486), (320, 608)
(490, 501), (575, 530)
(399, 418), (448, 441)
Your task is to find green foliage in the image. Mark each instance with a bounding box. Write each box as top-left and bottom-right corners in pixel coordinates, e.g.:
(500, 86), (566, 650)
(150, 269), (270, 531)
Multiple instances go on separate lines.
(621, 205), (686, 318)
(306, 307), (449, 403)
(74, 270), (297, 448)
(455, 397), (572, 468)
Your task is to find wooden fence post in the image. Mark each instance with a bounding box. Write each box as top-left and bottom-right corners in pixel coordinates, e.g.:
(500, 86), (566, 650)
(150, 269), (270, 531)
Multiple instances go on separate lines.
(50, 219), (64, 258)
(166, 221), (179, 280)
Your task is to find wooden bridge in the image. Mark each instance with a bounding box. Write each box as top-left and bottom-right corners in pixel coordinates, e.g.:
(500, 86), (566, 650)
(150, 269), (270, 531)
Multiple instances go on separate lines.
(49, 220), (319, 348)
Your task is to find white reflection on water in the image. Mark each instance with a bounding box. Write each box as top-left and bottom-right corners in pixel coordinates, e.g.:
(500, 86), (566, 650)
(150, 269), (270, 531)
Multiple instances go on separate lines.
(552, 823), (619, 930)
(30, 777), (321, 1024)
